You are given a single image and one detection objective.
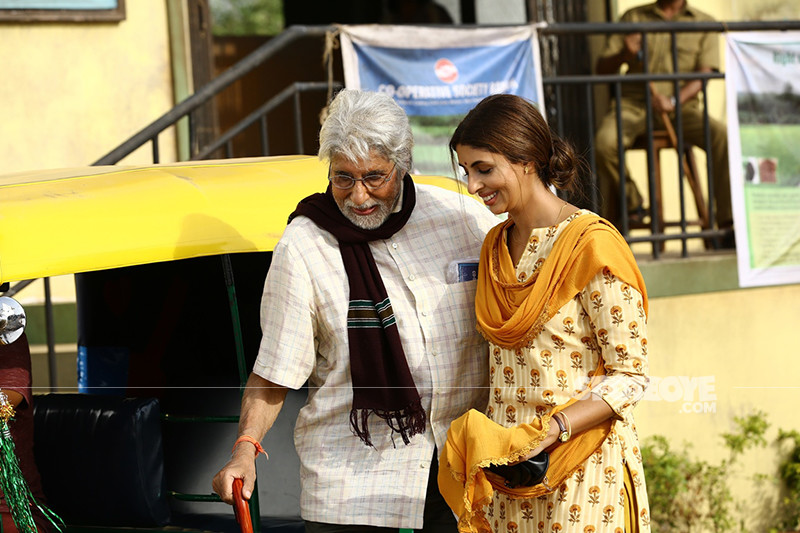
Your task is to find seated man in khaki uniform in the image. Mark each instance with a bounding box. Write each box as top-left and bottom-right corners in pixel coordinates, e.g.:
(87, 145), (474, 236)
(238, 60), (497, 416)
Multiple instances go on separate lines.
(594, 0), (731, 243)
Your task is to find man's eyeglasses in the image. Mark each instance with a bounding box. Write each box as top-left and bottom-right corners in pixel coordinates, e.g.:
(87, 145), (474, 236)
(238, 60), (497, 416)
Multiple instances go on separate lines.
(328, 163), (397, 191)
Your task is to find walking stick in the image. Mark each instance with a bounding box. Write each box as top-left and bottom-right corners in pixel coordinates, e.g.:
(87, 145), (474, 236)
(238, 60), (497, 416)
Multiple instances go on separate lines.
(232, 478), (254, 533)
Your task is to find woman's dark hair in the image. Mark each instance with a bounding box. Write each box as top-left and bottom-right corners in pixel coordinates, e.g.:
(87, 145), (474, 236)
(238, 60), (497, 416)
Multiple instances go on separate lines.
(449, 94), (584, 195)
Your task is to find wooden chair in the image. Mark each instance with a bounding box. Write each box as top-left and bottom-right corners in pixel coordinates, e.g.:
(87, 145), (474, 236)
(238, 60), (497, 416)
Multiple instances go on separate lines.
(629, 117), (710, 240)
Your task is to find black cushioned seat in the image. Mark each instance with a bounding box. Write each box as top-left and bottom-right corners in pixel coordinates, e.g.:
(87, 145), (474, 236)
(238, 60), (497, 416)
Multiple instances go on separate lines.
(33, 394), (170, 527)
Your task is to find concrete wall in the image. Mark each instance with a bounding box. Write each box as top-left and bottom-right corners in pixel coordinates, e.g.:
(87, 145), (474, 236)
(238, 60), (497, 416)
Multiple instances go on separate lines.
(2, 0), (183, 355)
(0, 0), (178, 173)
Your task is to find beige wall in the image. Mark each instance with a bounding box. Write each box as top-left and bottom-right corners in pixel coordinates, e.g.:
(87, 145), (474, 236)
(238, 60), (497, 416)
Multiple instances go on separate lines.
(635, 281), (800, 531)
(0, 0), (178, 174)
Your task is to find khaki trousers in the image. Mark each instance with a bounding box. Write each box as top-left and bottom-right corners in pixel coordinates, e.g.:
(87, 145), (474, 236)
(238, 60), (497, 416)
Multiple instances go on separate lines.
(594, 98), (732, 228)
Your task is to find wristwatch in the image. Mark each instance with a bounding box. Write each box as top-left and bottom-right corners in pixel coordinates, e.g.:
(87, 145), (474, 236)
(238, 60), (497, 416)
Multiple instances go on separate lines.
(553, 413), (570, 442)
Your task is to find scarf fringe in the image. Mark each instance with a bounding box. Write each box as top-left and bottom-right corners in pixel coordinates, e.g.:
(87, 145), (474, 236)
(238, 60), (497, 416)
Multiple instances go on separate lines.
(350, 399), (427, 447)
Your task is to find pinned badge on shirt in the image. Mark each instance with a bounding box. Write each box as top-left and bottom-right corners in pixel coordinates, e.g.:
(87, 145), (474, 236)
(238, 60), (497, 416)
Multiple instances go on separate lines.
(446, 259), (479, 284)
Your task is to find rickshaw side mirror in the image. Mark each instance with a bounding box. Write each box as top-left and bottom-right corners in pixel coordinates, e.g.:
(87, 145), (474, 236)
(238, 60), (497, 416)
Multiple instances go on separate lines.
(0, 296), (26, 345)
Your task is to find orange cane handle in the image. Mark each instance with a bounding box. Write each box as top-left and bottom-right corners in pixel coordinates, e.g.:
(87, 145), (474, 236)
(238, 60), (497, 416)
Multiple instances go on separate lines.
(232, 478), (254, 533)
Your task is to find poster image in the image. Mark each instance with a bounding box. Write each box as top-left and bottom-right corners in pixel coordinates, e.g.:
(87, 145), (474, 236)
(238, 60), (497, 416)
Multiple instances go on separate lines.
(725, 32), (800, 287)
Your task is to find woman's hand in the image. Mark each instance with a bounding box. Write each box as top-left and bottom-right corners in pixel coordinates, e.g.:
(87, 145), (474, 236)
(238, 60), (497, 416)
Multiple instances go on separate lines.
(514, 416), (560, 463)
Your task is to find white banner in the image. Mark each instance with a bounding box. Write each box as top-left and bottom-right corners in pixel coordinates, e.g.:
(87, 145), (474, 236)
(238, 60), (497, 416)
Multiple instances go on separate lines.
(339, 24), (544, 176)
(725, 31), (800, 287)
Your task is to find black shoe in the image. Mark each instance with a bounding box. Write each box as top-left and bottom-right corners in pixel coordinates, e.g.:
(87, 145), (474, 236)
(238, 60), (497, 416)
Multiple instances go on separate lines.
(719, 230), (736, 249)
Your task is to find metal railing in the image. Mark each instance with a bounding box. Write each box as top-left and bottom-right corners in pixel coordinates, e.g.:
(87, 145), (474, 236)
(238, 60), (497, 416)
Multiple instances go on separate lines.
(540, 20), (800, 258)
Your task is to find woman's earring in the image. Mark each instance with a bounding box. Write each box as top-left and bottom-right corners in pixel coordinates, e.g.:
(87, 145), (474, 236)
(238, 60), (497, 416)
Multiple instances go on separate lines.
(523, 166), (529, 174)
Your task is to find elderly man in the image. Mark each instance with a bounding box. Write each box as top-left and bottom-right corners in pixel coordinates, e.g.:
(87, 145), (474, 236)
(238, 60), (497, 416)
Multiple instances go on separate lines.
(212, 89), (498, 532)
(594, 0), (732, 241)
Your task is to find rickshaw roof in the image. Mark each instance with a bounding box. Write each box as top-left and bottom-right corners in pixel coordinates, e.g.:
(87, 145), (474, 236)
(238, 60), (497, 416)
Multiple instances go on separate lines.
(0, 155), (466, 283)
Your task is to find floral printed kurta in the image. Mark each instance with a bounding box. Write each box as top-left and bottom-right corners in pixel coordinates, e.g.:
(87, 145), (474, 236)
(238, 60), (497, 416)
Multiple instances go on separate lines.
(484, 210), (651, 532)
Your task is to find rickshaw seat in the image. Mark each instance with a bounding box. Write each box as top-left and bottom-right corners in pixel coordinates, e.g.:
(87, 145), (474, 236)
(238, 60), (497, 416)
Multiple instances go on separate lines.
(33, 394), (171, 527)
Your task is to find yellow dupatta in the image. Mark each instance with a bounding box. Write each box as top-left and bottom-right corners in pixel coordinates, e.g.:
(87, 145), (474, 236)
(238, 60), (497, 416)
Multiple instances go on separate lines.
(476, 212), (648, 348)
(438, 212), (649, 532)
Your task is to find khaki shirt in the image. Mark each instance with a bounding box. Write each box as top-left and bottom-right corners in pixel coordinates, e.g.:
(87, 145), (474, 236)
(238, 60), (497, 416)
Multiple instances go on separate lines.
(600, 1), (719, 101)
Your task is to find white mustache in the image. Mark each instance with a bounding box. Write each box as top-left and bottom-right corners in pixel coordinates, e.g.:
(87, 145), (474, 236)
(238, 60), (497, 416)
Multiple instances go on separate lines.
(345, 199), (379, 210)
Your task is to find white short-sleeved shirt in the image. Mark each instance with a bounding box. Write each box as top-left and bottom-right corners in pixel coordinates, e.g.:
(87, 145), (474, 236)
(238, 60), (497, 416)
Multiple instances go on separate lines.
(253, 183), (499, 528)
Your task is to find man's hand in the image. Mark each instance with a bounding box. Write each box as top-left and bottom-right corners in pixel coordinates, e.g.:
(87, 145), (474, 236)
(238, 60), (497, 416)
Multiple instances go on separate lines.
(651, 91), (676, 114)
(212, 447), (258, 504)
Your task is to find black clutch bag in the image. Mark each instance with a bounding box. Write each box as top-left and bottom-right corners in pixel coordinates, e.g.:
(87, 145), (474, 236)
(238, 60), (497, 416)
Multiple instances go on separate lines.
(485, 450), (550, 489)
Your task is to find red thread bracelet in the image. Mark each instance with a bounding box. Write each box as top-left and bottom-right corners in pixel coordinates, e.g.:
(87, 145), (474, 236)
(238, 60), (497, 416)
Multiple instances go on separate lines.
(233, 435), (269, 460)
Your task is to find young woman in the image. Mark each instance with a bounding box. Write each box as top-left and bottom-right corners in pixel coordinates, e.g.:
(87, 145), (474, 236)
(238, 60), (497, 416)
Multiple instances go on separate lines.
(446, 94), (651, 532)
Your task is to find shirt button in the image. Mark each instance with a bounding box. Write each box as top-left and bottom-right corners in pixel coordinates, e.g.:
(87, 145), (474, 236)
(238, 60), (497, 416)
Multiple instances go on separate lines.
(432, 350), (438, 357)
(421, 310), (427, 317)
(392, 242), (398, 249)
(420, 463), (427, 469)
(408, 274), (416, 281)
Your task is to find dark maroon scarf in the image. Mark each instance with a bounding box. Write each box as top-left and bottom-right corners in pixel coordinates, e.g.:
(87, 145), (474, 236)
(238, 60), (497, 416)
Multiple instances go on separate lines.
(288, 173), (425, 446)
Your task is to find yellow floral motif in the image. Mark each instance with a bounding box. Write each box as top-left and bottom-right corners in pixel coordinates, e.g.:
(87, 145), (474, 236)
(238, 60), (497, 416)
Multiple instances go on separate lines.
(516, 387), (527, 405)
(546, 502), (554, 521)
(563, 317), (575, 335)
(602, 505), (615, 525)
(515, 348), (526, 367)
(621, 283), (632, 303)
(507, 522), (519, 533)
(528, 235), (540, 254)
(596, 329), (609, 348)
(557, 482), (568, 503)
(493, 347), (502, 366)
(550, 523), (563, 532)
(530, 368), (541, 388)
(518, 271), (527, 282)
(542, 389), (557, 407)
(591, 449), (604, 466)
(604, 466), (617, 486)
(540, 350), (553, 370)
(628, 321), (640, 340)
(587, 486), (601, 505)
(583, 527), (596, 533)
(568, 504), (581, 524)
(570, 351), (583, 370)
(602, 267), (617, 285)
(615, 344), (629, 364)
(551, 334), (566, 352)
(610, 305), (624, 326)
(581, 336), (598, 353)
(520, 501), (534, 520)
(556, 369), (568, 390)
(493, 388), (504, 406)
(506, 404), (517, 425)
(641, 508), (651, 526)
(573, 465), (585, 484)
(503, 366), (515, 385)
(590, 291), (603, 311)
(499, 501), (506, 520)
